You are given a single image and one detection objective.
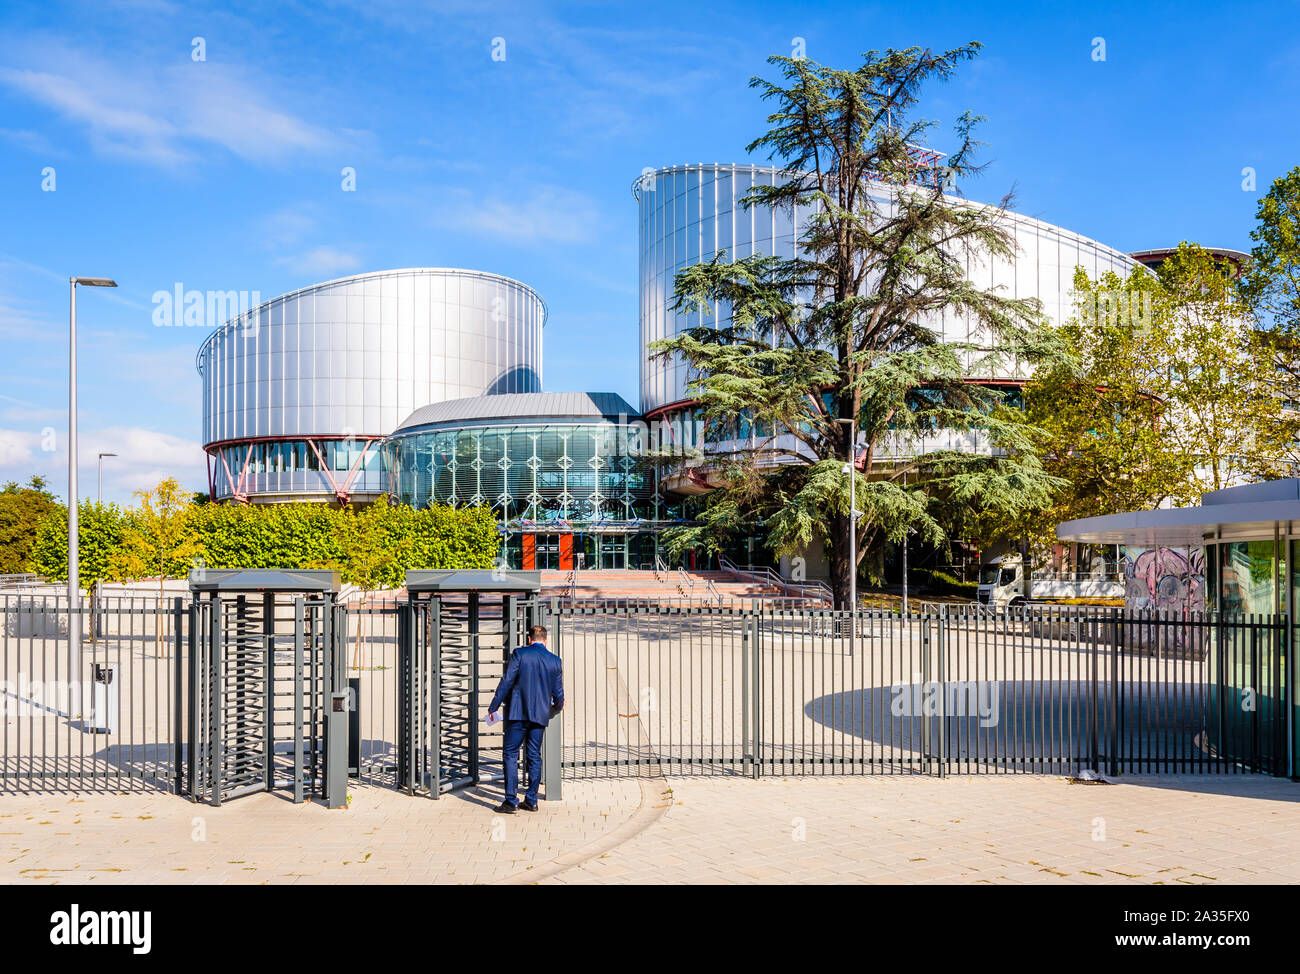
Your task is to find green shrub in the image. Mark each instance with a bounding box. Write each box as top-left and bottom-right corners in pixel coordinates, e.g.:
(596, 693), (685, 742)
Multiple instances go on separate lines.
(31, 487), (500, 588)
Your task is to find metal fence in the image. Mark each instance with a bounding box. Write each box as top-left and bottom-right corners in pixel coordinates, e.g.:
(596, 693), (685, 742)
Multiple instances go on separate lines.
(1, 597), (1294, 794)
(0, 595), (186, 793)
(550, 603), (1295, 779)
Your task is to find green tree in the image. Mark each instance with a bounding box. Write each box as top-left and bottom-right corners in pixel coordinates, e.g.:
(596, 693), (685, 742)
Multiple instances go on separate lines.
(1020, 243), (1296, 547)
(1241, 166), (1300, 352)
(1158, 244), (1297, 489)
(649, 46), (1067, 606)
(1018, 266), (1196, 546)
(1241, 166), (1300, 459)
(28, 500), (128, 586)
(114, 479), (201, 652)
(0, 476), (58, 574)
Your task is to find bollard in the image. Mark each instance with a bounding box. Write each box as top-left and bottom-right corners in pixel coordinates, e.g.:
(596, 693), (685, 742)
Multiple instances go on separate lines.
(88, 662), (118, 735)
(325, 689), (349, 809)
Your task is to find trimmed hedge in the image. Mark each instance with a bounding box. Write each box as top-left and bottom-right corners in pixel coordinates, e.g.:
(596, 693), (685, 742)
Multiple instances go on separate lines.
(31, 495), (499, 589)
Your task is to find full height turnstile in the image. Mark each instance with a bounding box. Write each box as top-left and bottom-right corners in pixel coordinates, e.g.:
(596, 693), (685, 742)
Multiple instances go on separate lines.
(183, 569), (349, 808)
(399, 570), (560, 800)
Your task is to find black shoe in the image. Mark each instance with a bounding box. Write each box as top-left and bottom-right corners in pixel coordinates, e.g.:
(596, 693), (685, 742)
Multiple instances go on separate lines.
(494, 802), (517, 814)
(520, 801), (539, 812)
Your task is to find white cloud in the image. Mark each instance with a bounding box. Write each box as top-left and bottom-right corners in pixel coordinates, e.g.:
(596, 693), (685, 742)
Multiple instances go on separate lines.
(0, 44), (335, 169)
(0, 428), (38, 471)
(274, 247), (361, 278)
(257, 207), (319, 249)
(434, 184), (601, 245)
(0, 293), (57, 340)
(0, 127), (60, 156)
(0, 425), (207, 501)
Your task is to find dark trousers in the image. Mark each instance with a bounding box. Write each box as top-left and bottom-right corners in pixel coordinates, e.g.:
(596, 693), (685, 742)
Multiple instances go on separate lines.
(502, 719), (545, 807)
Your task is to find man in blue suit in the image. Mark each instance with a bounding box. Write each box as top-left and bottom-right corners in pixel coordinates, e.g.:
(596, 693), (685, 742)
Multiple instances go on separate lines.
(488, 624), (564, 813)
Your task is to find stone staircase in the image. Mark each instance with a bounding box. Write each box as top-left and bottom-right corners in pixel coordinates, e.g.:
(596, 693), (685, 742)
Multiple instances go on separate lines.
(537, 568), (807, 607)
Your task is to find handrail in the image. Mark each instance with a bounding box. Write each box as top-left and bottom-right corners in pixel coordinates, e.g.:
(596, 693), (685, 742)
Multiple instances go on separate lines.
(718, 555), (833, 605)
(676, 567), (695, 597)
(705, 577), (724, 606)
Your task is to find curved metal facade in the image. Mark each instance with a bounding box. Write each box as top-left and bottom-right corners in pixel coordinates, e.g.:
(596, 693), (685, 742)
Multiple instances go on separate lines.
(196, 268), (544, 503)
(636, 163), (1142, 418)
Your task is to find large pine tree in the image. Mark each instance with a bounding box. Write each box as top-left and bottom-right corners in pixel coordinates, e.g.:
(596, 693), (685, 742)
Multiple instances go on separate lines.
(650, 45), (1068, 607)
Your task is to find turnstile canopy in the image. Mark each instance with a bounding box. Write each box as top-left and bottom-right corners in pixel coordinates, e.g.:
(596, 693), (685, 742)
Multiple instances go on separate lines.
(188, 568), (341, 593)
(405, 569), (541, 594)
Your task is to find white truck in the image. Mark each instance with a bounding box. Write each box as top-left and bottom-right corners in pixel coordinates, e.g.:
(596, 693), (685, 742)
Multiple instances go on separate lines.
(975, 553), (1124, 609)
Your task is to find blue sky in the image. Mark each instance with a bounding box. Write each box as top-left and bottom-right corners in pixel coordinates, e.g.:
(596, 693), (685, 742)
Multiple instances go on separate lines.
(1, 0), (1298, 504)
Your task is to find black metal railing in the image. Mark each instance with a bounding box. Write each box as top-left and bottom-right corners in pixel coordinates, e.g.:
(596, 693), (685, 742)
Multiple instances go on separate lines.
(2, 597), (1294, 793)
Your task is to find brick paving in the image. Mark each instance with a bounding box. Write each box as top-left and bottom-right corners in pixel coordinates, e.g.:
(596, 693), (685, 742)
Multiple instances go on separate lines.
(540, 775), (1300, 885)
(1, 774), (1296, 885)
(0, 780), (642, 885)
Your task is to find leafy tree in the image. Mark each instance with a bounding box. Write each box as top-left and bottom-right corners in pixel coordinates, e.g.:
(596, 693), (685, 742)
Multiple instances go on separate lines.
(649, 46), (1067, 606)
(1020, 243), (1296, 547)
(1157, 244), (1297, 489)
(1018, 266), (1196, 546)
(28, 500), (128, 587)
(0, 476), (57, 574)
(1240, 165), (1300, 467)
(114, 479), (201, 651)
(1241, 166), (1300, 375)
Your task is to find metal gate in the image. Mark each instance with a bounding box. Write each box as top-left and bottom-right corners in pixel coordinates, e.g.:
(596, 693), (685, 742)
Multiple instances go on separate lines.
(396, 576), (554, 799)
(183, 571), (348, 807)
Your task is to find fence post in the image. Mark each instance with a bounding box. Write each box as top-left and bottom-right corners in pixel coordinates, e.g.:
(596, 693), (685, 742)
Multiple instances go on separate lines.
(173, 596), (185, 795)
(1109, 607), (1120, 778)
(541, 599), (563, 801)
(1089, 612), (1100, 775)
(430, 598), (443, 799)
(742, 609), (751, 778)
(750, 609), (762, 779)
(1288, 613), (1298, 781)
(936, 607), (947, 778)
(293, 597), (306, 803)
(920, 612), (932, 775)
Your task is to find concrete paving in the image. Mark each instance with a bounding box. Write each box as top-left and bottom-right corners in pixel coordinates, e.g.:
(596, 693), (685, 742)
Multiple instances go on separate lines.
(1, 773), (1296, 885)
(541, 774), (1300, 885)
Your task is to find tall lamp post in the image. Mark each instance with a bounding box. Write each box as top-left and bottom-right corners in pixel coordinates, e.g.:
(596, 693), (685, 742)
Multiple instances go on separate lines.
(835, 417), (857, 612)
(68, 277), (117, 683)
(97, 452), (117, 503)
(901, 466), (909, 615)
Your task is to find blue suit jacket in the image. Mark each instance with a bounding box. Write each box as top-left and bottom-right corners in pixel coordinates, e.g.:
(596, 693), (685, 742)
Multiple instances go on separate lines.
(489, 642), (564, 726)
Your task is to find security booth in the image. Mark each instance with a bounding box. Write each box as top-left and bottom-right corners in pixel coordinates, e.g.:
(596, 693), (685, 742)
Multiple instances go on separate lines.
(183, 569), (349, 808)
(399, 570), (561, 800)
(1059, 479), (1298, 778)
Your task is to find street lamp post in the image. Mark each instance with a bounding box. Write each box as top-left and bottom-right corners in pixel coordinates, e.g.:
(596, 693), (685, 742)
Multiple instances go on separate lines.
(901, 466), (909, 615)
(835, 417), (857, 612)
(68, 277), (117, 692)
(97, 452), (117, 504)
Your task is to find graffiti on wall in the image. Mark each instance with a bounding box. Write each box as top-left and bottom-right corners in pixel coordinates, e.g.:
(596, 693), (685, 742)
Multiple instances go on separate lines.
(1124, 546), (1207, 656)
(1124, 546), (1205, 613)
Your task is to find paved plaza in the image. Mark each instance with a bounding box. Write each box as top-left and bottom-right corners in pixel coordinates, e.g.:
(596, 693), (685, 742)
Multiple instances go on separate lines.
(1, 772), (1296, 885)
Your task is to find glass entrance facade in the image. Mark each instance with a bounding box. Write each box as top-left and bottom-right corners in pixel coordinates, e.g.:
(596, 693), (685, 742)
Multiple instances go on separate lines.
(1203, 537), (1291, 773)
(384, 392), (689, 571)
